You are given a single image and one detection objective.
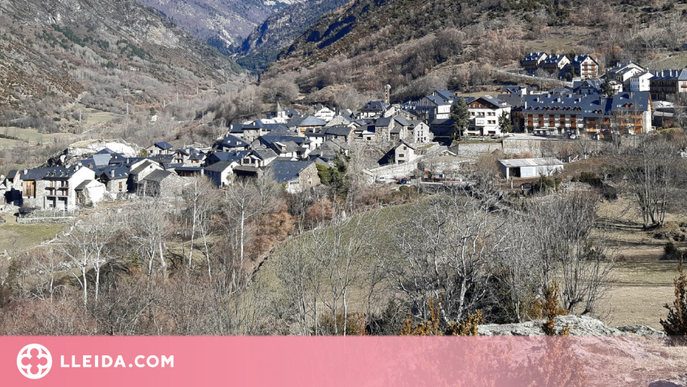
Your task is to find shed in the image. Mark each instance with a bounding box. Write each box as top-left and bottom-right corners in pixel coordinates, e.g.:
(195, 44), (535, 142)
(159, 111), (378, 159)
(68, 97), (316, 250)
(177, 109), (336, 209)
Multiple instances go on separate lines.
(499, 158), (564, 179)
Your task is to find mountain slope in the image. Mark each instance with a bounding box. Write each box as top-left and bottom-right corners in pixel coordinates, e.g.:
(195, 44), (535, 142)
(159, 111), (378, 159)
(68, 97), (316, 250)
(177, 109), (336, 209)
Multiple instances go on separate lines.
(0, 0), (239, 109)
(264, 0), (687, 103)
(136, 0), (307, 53)
(235, 0), (351, 70)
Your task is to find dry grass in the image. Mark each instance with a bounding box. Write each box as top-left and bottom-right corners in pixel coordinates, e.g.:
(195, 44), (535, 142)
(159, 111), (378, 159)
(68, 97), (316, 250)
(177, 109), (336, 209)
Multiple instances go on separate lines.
(594, 198), (687, 329)
(0, 212), (68, 256)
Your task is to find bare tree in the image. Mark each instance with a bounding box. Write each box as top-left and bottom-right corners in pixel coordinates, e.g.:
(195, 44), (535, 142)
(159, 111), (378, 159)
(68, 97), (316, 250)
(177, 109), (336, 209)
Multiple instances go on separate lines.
(182, 176), (220, 278)
(386, 190), (509, 324)
(126, 200), (170, 281)
(526, 192), (613, 315)
(619, 135), (685, 229)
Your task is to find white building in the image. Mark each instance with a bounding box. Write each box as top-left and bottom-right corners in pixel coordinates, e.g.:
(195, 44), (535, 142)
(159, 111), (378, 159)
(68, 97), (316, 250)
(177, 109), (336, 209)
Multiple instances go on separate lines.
(629, 72), (653, 92)
(465, 96), (511, 137)
(499, 158), (564, 180)
(394, 141), (417, 164)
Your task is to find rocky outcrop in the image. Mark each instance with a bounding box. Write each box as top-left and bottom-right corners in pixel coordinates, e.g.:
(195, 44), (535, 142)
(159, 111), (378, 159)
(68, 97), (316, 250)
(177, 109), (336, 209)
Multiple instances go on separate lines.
(649, 374), (687, 387)
(478, 315), (664, 336)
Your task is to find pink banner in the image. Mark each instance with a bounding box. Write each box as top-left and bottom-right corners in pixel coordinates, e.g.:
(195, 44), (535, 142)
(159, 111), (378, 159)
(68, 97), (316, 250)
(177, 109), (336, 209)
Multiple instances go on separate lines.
(0, 336), (680, 386)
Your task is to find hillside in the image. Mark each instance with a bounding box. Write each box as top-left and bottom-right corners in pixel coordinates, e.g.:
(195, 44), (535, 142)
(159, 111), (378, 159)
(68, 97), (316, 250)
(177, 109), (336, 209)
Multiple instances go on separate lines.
(0, 0), (239, 112)
(261, 0), (687, 104)
(235, 0), (351, 70)
(136, 0), (308, 53)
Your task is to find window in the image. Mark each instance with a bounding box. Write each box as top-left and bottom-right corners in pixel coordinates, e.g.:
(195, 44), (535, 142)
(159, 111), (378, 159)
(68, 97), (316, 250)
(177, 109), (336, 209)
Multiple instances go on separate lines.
(118, 182), (123, 192)
(399, 154), (405, 158)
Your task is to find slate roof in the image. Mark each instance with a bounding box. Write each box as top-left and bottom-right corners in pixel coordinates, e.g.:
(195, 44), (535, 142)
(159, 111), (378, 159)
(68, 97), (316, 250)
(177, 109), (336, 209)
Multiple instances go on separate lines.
(150, 154), (175, 164)
(499, 158), (564, 168)
(298, 116), (326, 127)
(393, 116), (411, 127)
(522, 52), (547, 63)
(572, 80), (602, 94)
(361, 101), (389, 112)
(92, 153), (112, 167)
(141, 169), (173, 183)
(433, 90), (456, 103)
(95, 148), (116, 155)
(216, 135), (250, 149)
(466, 95), (510, 108)
(130, 160), (159, 175)
(153, 141), (174, 150)
(268, 160), (314, 183)
(251, 149), (278, 160)
(174, 166), (203, 174)
(41, 166), (87, 180)
(74, 180), (93, 190)
(374, 117), (393, 127)
(571, 55), (597, 65)
(650, 69), (687, 81)
(517, 91), (651, 115)
(203, 161), (235, 173)
(541, 54), (568, 65)
(20, 168), (51, 181)
(323, 126), (354, 137)
(100, 166), (129, 180)
(205, 150), (250, 166)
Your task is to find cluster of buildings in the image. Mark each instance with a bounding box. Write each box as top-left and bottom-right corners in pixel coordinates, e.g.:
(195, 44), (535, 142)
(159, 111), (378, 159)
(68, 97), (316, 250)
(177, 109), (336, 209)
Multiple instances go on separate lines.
(604, 62), (687, 101)
(4, 55), (687, 212)
(521, 52), (600, 80)
(523, 52), (687, 102)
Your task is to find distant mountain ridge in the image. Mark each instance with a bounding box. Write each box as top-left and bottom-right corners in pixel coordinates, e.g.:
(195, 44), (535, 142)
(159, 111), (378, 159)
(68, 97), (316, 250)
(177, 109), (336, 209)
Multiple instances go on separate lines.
(0, 0), (237, 108)
(235, 0), (351, 70)
(135, 0), (309, 53)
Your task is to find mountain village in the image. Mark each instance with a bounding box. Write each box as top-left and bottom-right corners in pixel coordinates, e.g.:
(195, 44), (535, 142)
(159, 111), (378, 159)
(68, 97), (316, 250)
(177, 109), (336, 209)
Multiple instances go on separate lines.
(1, 55), (685, 214)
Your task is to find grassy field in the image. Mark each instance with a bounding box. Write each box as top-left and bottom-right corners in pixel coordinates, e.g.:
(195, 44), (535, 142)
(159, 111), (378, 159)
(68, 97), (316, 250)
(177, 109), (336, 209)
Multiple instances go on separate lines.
(600, 261), (678, 329)
(0, 212), (68, 256)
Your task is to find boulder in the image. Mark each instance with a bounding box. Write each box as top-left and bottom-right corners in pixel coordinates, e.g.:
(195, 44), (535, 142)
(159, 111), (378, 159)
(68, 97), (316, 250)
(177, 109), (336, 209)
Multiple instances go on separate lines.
(617, 325), (665, 337)
(649, 374), (687, 387)
(478, 315), (661, 336)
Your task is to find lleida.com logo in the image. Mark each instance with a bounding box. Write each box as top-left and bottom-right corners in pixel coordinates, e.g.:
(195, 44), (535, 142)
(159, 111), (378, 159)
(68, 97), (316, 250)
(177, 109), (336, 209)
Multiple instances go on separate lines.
(17, 343), (174, 379)
(17, 344), (52, 380)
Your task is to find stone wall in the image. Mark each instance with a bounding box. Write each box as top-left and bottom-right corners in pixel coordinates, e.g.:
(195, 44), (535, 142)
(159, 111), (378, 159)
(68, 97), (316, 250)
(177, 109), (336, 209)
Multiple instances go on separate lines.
(16, 216), (75, 224)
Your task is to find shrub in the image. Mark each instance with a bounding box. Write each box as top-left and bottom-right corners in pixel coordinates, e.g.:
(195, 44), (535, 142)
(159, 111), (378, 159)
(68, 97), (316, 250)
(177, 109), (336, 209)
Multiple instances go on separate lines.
(663, 242), (682, 260)
(660, 258), (687, 342)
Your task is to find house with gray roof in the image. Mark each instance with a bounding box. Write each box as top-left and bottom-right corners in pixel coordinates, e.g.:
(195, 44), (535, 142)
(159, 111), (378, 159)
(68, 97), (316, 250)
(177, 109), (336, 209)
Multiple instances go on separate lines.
(204, 161), (238, 187)
(128, 159), (163, 194)
(34, 165), (96, 210)
(296, 116), (326, 135)
(213, 135), (250, 152)
(540, 54), (570, 77)
(570, 55), (599, 79)
(146, 141), (174, 156)
(97, 165), (130, 198)
(649, 69), (687, 100)
(521, 52), (548, 73)
(137, 170), (186, 198)
(360, 101), (389, 118)
(267, 159), (321, 194)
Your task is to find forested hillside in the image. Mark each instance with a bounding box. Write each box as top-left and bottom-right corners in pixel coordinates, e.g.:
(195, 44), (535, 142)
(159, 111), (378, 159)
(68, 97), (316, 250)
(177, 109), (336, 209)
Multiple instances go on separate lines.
(0, 0), (239, 114)
(260, 0), (687, 105)
(235, 0), (351, 70)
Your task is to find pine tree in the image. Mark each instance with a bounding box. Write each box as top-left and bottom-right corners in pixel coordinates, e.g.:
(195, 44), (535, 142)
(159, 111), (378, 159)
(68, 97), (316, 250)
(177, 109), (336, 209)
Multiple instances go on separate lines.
(661, 257), (687, 342)
(450, 97), (470, 142)
(499, 111), (513, 134)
